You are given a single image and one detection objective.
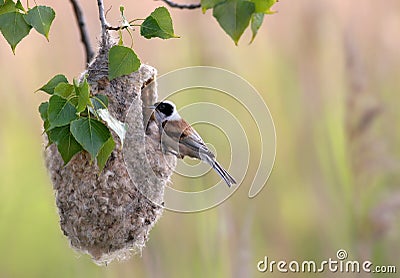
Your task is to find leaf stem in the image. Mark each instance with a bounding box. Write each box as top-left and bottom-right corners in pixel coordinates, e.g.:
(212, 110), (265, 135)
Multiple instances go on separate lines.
(87, 105), (91, 120)
(129, 18), (145, 24)
(126, 28), (134, 48)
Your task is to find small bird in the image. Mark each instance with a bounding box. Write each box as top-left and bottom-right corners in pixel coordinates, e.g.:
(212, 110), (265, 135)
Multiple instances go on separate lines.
(149, 100), (236, 187)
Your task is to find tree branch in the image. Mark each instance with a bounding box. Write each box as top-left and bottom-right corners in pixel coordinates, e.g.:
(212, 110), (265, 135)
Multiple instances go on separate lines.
(69, 0), (95, 65)
(106, 25), (131, 31)
(159, 0), (201, 10)
(97, 0), (109, 44)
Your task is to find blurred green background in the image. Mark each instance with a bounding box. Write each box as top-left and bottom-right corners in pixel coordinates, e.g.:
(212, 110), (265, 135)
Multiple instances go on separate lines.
(1, 1), (400, 277)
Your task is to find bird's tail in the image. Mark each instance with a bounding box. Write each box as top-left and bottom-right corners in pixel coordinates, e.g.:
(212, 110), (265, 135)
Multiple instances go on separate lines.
(208, 157), (237, 187)
(213, 160), (236, 187)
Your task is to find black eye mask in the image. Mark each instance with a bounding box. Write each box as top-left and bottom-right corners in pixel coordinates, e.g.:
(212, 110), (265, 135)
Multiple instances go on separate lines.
(156, 102), (174, 117)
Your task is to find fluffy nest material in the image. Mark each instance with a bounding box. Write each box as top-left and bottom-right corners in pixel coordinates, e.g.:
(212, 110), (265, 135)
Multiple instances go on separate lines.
(45, 33), (176, 265)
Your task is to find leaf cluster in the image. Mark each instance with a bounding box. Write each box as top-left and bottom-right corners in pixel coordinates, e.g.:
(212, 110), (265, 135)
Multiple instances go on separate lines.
(201, 0), (278, 44)
(0, 0), (55, 52)
(108, 6), (177, 80)
(34, 7), (178, 172)
(38, 75), (115, 172)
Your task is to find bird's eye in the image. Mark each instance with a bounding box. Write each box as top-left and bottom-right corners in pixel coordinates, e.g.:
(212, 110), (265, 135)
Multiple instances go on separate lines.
(159, 103), (165, 110)
(156, 102), (173, 116)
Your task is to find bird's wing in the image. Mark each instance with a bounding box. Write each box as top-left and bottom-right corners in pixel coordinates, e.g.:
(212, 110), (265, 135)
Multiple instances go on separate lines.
(162, 119), (212, 156)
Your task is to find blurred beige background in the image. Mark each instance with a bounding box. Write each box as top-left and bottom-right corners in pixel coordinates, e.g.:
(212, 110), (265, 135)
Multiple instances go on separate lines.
(1, 0), (399, 277)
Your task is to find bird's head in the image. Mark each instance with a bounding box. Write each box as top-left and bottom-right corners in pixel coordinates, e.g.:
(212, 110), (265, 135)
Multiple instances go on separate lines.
(150, 100), (180, 122)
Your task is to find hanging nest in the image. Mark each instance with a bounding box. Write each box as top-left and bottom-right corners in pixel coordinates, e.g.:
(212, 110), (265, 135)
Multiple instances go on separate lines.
(45, 33), (176, 265)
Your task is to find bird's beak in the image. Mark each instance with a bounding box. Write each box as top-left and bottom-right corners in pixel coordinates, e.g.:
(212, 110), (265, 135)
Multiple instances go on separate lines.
(147, 105), (156, 109)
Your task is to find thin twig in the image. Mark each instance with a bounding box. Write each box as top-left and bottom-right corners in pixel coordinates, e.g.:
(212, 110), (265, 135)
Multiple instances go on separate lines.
(69, 0), (95, 65)
(106, 25), (130, 31)
(159, 0), (201, 10)
(97, 0), (109, 44)
(106, 19), (144, 31)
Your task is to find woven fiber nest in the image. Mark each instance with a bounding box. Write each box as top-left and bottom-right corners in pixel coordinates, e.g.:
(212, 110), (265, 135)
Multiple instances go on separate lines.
(45, 34), (176, 265)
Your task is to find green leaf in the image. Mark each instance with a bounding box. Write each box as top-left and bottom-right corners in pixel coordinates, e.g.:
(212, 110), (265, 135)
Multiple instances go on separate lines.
(74, 78), (90, 114)
(213, 0), (255, 45)
(39, 101), (51, 132)
(70, 118), (111, 160)
(23, 6), (55, 40)
(48, 125), (83, 164)
(250, 0), (277, 14)
(38, 101), (49, 121)
(48, 95), (77, 128)
(91, 94), (109, 110)
(96, 137), (115, 172)
(108, 45), (141, 80)
(0, 11), (32, 53)
(54, 83), (75, 99)
(250, 12), (264, 43)
(38, 74), (68, 95)
(200, 0), (225, 12)
(15, 0), (25, 12)
(140, 7), (178, 39)
(0, 0), (17, 15)
(43, 120), (50, 132)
